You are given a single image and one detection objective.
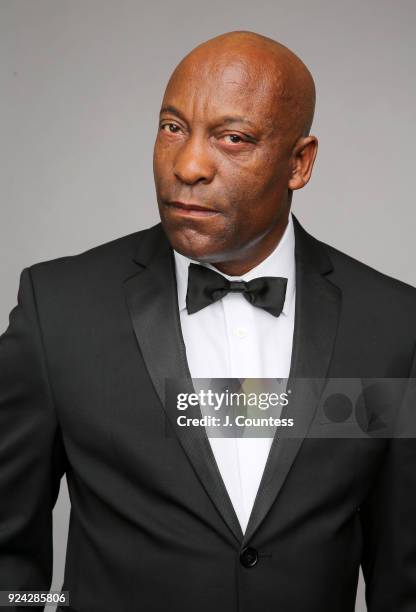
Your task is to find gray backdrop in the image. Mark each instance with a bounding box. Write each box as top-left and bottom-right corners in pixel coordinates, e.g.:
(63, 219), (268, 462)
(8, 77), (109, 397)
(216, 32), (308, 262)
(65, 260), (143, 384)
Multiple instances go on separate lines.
(1, 1), (415, 610)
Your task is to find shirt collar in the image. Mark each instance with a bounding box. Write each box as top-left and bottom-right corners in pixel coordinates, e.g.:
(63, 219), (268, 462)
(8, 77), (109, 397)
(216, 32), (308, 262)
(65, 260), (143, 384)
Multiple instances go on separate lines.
(173, 212), (296, 316)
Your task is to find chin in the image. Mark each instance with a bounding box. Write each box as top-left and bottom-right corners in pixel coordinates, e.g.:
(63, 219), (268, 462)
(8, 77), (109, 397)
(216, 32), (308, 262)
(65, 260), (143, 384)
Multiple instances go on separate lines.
(167, 231), (226, 263)
(172, 240), (216, 263)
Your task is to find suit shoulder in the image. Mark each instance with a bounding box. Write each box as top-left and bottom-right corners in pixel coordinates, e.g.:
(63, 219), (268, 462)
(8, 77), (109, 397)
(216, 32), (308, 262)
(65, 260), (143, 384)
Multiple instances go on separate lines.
(27, 223), (162, 283)
(315, 240), (416, 333)
(294, 215), (415, 299)
(321, 240), (415, 297)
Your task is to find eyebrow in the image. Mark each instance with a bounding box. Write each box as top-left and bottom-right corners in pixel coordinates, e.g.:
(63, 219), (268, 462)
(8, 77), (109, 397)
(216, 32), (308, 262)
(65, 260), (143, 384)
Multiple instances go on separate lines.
(160, 105), (187, 122)
(159, 105), (257, 129)
(219, 115), (257, 129)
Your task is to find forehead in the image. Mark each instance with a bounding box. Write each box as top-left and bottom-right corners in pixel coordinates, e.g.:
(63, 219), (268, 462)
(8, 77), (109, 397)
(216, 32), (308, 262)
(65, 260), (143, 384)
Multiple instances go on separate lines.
(162, 53), (283, 129)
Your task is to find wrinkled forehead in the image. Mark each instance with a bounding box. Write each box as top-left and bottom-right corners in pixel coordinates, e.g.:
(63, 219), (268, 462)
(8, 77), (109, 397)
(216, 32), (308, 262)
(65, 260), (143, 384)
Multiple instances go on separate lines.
(162, 52), (287, 130)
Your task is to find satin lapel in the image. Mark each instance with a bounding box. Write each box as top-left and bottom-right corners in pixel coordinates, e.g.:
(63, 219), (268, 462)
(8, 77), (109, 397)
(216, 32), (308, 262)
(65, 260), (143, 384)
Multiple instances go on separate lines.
(242, 215), (342, 545)
(123, 224), (243, 544)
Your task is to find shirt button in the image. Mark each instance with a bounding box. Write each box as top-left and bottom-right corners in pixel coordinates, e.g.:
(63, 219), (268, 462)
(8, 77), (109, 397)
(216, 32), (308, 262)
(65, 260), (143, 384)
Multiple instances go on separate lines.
(235, 327), (247, 339)
(240, 546), (258, 568)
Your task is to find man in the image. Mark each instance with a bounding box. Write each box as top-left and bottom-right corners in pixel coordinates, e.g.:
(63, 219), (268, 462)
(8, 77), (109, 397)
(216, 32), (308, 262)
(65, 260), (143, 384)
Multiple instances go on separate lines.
(0, 30), (415, 612)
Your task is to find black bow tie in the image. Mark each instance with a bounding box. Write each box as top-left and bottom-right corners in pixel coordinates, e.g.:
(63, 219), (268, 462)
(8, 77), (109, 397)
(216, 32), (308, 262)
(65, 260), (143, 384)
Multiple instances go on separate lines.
(186, 263), (288, 317)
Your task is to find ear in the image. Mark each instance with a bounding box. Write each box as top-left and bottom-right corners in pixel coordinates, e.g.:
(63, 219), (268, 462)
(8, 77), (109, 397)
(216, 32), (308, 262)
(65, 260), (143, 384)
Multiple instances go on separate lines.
(288, 135), (318, 190)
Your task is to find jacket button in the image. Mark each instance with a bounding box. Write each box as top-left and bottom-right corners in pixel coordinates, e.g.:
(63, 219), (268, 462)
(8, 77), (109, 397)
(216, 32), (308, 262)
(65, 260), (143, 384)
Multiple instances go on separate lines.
(240, 546), (258, 568)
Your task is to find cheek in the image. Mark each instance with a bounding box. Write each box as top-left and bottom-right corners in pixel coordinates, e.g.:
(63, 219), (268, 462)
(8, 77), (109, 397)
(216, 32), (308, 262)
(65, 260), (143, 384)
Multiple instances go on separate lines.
(225, 171), (274, 217)
(225, 152), (282, 196)
(223, 168), (287, 237)
(153, 140), (173, 178)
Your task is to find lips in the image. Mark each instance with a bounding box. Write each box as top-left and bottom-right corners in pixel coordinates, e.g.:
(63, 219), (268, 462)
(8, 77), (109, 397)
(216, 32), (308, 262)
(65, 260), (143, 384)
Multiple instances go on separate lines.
(169, 201), (217, 212)
(166, 201), (219, 217)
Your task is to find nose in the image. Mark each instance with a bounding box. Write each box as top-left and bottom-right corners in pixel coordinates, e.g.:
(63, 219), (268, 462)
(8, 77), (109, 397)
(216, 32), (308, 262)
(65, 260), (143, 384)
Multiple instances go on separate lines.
(173, 134), (215, 185)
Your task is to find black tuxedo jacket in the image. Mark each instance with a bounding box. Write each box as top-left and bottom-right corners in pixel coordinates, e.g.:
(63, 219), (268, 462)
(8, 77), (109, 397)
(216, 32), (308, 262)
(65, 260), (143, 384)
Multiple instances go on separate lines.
(1, 215), (415, 612)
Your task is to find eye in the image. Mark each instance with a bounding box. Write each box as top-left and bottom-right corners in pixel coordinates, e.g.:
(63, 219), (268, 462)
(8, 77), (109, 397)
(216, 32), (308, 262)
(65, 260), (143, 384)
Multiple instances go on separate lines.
(160, 122), (182, 134)
(223, 134), (245, 144)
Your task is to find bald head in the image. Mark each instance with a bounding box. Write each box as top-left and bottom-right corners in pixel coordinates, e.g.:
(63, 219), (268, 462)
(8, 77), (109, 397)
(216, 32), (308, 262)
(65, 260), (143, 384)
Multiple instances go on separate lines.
(166, 30), (316, 139)
(154, 30), (319, 275)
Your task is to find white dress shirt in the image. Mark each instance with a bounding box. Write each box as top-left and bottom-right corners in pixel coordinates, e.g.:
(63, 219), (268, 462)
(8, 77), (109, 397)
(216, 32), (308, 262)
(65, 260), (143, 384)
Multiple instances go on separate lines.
(173, 213), (296, 533)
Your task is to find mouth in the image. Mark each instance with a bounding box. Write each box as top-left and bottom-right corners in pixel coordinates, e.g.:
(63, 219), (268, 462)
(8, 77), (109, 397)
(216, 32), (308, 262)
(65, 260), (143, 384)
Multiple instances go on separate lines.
(166, 201), (219, 217)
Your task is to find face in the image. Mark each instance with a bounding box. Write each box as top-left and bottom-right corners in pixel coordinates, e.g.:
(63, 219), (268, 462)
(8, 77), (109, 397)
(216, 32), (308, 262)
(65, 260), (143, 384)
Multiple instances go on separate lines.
(153, 49), (316, 273)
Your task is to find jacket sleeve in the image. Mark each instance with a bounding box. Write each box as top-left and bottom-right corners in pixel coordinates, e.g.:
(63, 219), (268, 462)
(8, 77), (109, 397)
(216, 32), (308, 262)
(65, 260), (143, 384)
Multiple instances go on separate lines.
(360, 347), (416, 612)
(0, 267), (67, 600)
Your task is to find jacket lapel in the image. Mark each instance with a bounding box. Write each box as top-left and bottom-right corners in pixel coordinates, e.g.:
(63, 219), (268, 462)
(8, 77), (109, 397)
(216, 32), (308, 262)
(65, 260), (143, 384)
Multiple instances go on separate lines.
(242, 215), (342, 544)
(123, 224), (243, 544)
